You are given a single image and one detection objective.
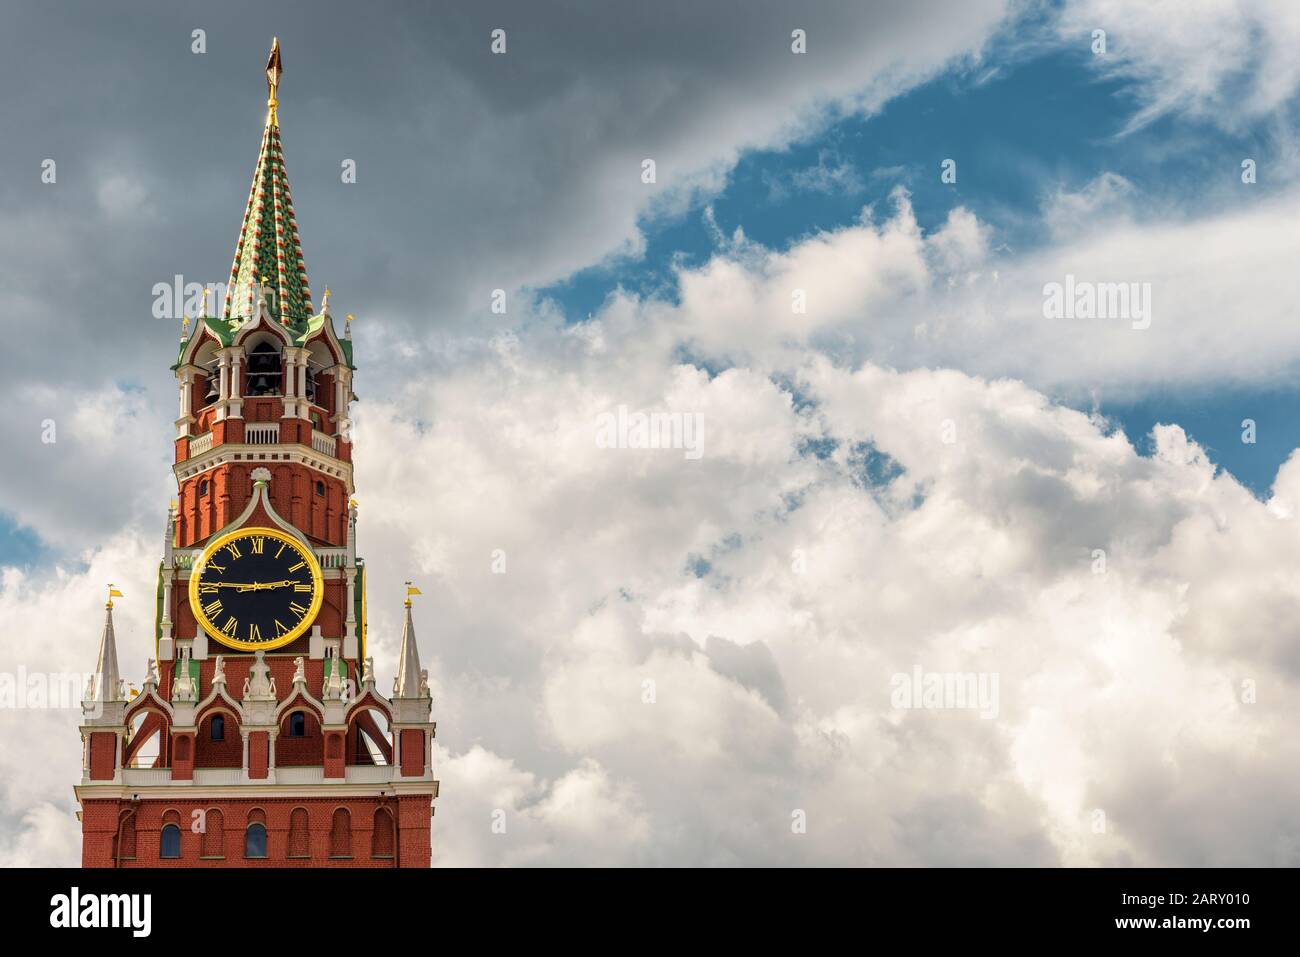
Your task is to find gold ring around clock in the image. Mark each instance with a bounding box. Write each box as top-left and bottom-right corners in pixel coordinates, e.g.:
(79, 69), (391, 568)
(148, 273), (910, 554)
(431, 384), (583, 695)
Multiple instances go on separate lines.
(187, 525), (324, 652)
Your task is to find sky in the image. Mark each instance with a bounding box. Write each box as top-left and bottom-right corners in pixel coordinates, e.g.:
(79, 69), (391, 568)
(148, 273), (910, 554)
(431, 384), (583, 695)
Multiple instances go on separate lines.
(1, 0), (1299, 866)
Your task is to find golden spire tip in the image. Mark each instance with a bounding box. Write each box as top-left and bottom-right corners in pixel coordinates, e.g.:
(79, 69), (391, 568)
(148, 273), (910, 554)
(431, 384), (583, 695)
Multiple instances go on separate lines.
(265, 38), (283, 126)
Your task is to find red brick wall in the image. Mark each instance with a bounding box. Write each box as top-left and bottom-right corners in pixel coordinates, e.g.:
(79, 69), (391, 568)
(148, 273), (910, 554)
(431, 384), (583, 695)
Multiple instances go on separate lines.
(396, 794), (432, 867)
(83, 796), (431, 868)
(400, 729), (425, 777)
(248, 731), (269, 779)
(324, 730), (346, 778)
(81, 800), (127, 868)
(275, 709), (323, 766)
(172, 732), (196, 780)
(176, 462), (349, 548)
(195, 713), (242, 768)
(88, 732), (118, 781)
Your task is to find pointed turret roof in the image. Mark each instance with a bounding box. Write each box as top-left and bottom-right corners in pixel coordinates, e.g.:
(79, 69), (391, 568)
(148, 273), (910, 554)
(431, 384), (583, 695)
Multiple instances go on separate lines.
(86, 601), (125, 705)
(393, 600), (423, 699)
(222, 37), (314, 327)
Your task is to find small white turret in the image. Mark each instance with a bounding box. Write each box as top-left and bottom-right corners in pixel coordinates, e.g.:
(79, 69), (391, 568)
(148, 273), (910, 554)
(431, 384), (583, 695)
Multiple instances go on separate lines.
(83, 592), (127, 724)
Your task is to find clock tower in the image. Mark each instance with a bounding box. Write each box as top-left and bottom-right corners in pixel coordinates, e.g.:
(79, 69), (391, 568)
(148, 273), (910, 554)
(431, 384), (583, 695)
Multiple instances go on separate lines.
(74, 39), (439, 867)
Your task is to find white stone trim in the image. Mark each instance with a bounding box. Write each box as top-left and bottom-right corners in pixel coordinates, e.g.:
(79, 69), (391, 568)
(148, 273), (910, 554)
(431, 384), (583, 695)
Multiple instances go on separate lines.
(174, 442), (352, 489)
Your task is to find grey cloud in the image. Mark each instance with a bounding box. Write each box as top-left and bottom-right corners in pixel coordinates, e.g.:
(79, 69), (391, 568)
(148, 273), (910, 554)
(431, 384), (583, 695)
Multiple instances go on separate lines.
(705, 634), (787, 714)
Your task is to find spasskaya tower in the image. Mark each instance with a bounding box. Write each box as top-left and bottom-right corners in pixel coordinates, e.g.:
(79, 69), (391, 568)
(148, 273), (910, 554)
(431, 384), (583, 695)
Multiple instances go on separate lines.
(74, 39), (439, 867)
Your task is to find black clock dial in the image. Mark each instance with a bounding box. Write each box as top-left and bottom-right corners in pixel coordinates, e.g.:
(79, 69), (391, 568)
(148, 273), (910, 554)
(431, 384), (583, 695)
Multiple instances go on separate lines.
(191, 527), (322, 650)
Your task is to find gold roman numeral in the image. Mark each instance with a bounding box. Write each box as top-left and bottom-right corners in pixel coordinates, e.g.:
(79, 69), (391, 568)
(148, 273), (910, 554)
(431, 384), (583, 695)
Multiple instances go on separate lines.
(221, 616), (238, 636)
(289, 601), (308, 618)
(200, 583), (219, 595)
(294, 583), (312, 593)
(203, 598), (223, 617)
(248, 623), (262, 642)
(275, 543), (286, 559)
(274, 619), (290, 636)
(251, 537), (265, 555)
(206, 562), (225, 574)
(225, 542), (242, 560)
(287, 561), (305, 573)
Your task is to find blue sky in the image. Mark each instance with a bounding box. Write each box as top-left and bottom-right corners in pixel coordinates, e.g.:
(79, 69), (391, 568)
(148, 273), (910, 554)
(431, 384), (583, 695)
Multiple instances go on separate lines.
(541, 41), (1295, 497)
(0, 17), (1293, 580)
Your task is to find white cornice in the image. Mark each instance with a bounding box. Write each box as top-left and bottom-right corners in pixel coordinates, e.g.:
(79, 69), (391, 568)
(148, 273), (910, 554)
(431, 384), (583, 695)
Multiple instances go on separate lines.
(174, 443), (352, 489)
(74, 780), (439, 802)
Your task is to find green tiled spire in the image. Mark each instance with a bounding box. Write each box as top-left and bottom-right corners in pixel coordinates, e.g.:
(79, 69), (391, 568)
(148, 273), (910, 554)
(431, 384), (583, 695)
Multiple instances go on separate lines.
(222, 38), (314, 327)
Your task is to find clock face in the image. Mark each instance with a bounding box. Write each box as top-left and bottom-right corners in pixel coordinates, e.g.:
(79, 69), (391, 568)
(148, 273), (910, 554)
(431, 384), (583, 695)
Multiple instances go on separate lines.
(188, 526), (324, 651)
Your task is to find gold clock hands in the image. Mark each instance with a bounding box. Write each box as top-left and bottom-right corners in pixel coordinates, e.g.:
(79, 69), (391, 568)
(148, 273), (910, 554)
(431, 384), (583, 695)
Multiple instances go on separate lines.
(204, 580), (302, 592)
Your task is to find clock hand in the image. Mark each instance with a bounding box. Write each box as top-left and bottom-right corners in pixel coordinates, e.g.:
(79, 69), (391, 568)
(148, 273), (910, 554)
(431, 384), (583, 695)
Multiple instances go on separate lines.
(204, 580), (301, 591)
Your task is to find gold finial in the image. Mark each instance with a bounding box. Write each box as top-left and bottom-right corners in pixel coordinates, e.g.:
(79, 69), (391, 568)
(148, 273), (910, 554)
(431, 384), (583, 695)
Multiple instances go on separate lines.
(106, 584), (124, 609)
(200, 286), (210, 317)
(345, 313), (354, 339)
(404, 582), (422, 608)
(266, 37), (283, 127)
(181, 314), (190, 340)
(321, 287), (331, 315)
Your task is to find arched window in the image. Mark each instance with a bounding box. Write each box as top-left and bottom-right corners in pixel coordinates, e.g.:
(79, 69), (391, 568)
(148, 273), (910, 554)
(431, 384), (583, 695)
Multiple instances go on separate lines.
(245, 823), (267, 858)
(201, 809), (224, 859)
(329, 808), (351, 858)
(315, 480), (325, 497)
(371, 808), (394, 859)
(210, 715), (224, 741)
(246, 342), (282, 396)
(287, 807), (310, 859)
(202, 367), (219, 406)
(245, 808), (267, 859)
(160, 823), (181, 859)
(289, 711), (306, 737)
(199, 478), (210, 497)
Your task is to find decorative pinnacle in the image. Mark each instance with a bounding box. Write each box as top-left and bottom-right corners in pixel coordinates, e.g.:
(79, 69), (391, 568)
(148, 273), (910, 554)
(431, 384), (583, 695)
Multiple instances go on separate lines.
(345, 313), (354, 339)
(106, 583), (123, 610)
(404, 581), (422, 608)
(266, 37), (283, 127)
(180, 315), (190, 341)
